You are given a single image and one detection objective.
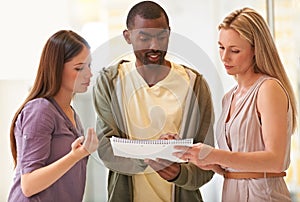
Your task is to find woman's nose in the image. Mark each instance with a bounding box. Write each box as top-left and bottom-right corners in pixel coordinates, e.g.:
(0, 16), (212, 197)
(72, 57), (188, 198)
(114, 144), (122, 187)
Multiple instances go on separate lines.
(84, 68), (93, 78)
(221, 50), (229, 62)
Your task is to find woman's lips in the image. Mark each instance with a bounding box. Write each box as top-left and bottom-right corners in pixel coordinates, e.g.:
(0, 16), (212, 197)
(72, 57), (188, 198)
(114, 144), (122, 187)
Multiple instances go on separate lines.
(82, 82), (90, 86)
(224, 64), (233, 69)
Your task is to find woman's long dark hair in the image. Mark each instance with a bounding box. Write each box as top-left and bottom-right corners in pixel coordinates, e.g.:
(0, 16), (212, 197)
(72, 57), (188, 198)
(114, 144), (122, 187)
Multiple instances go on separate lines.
(10, 30), (90, 167)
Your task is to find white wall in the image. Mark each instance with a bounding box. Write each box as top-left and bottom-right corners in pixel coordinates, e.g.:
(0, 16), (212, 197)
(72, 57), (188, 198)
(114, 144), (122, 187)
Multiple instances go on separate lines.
(0, 0), (72, 80)
(0, 0), (271, 201)
(0, 0), (76, 200)
(0, 80), (31, 201)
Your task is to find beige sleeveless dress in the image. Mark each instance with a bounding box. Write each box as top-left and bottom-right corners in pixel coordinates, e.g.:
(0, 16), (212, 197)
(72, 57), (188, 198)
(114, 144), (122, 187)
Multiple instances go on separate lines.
(216, 75), (292, 202)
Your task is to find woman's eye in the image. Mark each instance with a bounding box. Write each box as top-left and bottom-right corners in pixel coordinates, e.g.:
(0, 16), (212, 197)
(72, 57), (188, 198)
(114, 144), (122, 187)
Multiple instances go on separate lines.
(75, 67), (84, 71)
(232, 50), (240, 53)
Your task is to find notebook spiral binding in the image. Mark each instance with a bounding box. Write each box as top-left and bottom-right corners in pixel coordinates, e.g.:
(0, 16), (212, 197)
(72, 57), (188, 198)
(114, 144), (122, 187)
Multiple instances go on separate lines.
(111, 136), (193, 145)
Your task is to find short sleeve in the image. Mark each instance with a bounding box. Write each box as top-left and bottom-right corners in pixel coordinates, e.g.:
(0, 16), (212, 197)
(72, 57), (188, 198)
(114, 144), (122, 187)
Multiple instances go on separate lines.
(16, 99), (55, 174)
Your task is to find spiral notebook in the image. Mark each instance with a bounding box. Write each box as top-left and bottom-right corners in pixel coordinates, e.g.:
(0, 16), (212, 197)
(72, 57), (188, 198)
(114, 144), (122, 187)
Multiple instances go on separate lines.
(110, 136), (193, 163)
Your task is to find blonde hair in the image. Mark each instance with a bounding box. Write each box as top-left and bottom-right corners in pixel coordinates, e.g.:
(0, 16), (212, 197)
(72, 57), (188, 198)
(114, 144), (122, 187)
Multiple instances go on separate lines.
(219, 7), (297, 133)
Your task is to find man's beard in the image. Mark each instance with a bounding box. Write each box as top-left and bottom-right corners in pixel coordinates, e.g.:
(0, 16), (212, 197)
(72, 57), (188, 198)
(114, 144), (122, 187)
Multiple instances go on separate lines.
(138, 50), (167, 66)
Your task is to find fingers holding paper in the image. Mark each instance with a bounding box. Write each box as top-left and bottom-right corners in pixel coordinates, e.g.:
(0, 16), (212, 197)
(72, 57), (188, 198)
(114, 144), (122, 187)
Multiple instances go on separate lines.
(173, 143), (217, 170)
(159, 133), (180, 140)
(145, 158), (180, 181)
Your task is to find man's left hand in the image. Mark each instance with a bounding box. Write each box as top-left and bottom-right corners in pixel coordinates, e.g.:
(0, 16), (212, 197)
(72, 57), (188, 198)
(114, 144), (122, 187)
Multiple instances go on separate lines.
(145, 158), (180, 181)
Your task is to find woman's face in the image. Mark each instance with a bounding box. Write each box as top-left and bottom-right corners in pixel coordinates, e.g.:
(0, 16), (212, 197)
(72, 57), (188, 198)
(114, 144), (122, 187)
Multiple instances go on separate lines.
(218, 28), (255, 76)
(61, 46), (92, 94)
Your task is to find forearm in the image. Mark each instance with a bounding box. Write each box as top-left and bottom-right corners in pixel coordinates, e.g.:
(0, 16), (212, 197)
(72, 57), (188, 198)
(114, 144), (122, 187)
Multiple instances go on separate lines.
(21, 150), (85, 197)
(212, 149), (287, 172)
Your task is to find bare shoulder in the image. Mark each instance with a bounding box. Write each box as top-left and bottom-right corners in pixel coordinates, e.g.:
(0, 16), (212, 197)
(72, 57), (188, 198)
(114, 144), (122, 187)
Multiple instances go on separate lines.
(257, 78), (288, 110)
(258, 79), (286, 96)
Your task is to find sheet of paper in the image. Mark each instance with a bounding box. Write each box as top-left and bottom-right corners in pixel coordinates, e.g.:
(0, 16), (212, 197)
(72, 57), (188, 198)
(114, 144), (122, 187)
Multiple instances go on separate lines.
(110, 136), (193, 162)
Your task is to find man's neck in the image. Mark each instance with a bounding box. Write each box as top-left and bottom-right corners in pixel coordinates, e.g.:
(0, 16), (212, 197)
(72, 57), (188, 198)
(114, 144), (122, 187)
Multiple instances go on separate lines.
(136, 61), (171, 86)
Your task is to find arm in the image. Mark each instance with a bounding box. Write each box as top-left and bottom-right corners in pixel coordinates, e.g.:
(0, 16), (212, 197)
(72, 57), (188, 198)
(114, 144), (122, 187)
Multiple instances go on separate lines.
(22, 135), (91, 197)
(214, 79), (289, 172)
(176, 79), (290, 173)
(92, 66), (147, 175)
(19, 101), (98, 197)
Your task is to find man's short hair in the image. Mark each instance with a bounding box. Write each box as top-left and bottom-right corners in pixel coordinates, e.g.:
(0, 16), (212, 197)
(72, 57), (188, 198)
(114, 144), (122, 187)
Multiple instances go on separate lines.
(126, 1), (169, 29)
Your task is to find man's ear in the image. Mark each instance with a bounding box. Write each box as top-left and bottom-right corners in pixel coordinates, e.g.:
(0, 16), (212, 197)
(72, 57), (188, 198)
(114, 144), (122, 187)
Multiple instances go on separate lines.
(123, 29), (131, 44)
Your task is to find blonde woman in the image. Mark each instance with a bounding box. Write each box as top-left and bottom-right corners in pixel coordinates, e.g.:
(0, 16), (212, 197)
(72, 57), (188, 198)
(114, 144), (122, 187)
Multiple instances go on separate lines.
(174, 7), (297, 201)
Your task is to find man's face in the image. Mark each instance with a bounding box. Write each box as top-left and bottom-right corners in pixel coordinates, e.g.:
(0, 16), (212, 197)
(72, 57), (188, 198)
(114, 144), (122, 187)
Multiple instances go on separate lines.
(124, 15), (170, 67)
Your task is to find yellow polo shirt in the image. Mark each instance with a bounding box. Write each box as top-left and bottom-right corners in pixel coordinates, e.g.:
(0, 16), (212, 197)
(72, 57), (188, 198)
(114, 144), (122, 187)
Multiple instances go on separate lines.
(119, 61), (190, 202)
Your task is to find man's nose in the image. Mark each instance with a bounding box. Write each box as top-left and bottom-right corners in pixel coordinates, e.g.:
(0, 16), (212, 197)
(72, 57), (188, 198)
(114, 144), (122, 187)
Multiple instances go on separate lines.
(149, 37), (160, 50)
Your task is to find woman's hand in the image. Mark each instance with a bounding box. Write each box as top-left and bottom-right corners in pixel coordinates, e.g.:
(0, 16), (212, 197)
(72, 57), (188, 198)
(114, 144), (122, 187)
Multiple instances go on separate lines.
(173, 143), (215, 167)
(82, 128), (99, 154)
(71, 128), (99, 158)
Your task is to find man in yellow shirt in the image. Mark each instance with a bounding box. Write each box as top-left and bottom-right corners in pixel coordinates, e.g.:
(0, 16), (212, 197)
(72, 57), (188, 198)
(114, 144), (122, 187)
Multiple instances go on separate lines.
(93, 1), (215, 201)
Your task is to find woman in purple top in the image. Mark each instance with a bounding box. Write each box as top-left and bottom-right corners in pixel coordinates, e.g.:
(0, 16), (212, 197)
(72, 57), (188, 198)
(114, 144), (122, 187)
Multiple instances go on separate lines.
(8, 30), (99, 202)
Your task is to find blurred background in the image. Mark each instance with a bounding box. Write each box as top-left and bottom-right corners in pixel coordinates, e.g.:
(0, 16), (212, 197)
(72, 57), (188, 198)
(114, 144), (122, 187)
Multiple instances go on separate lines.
(1, 0), (300, 201)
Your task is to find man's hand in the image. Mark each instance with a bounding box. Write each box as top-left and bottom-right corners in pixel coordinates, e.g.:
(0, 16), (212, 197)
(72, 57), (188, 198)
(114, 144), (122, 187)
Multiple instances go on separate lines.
(198, 164), (225, 175)
(145, 158), (180, 181)
(159, 133), (180, 140)
(145, 133), (181, 181)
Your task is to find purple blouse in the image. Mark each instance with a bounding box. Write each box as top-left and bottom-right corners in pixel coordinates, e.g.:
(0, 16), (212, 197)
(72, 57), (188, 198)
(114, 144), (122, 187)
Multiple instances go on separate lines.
(8, 98), (88, 202)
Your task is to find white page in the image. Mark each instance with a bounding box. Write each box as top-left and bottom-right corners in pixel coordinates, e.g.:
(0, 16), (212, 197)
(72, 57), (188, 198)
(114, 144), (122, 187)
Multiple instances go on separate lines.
(110, 136), (193, 163)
